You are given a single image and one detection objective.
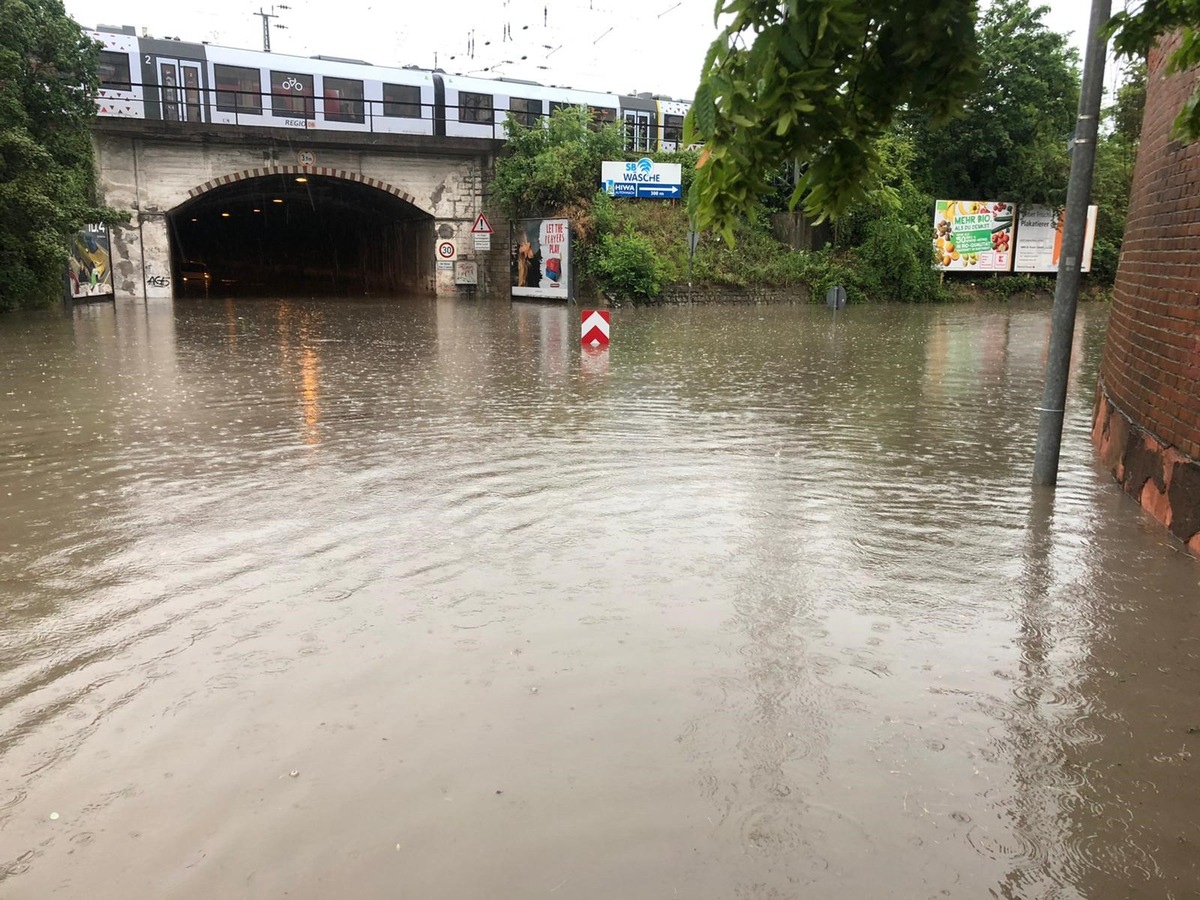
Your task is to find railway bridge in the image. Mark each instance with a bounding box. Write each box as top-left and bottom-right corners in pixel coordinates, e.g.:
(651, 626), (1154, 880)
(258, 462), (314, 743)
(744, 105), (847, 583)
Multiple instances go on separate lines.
(93, 118), (506, 300)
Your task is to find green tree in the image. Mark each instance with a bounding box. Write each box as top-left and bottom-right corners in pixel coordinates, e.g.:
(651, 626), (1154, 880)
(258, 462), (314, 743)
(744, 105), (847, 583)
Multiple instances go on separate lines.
(1108, 0), (1200, 141)
(1, 0), (116, 311)
(686, 0), (1199, 237)
(1089, 63), (1147, 281)
(1109, 59), (1147, 147)
(491, 106), (624, 220)
(835, 132), (943, 302)
(684, 0), (981, 241)
(903, 0), (1079, 205)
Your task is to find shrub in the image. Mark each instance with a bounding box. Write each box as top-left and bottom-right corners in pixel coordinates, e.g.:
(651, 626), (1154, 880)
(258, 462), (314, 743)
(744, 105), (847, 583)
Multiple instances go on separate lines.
(593, 227), (667, 300)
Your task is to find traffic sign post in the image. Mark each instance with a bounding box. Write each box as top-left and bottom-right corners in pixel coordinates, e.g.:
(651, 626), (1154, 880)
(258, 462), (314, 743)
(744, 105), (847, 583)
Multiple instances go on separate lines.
(687, 229), (700, 303)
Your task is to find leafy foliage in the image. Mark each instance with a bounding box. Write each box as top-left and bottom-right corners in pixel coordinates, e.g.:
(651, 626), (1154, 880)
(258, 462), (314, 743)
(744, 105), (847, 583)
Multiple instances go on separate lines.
(1088, 64), (1145, 282)
(1109, 60), (1147, 147)
(903, 0), (1079, 205)
(592, 227), (667, 301)
(491, 106), (624, 220)
(684, 0), (980, 241)
(0, 0), (117, 310)
(1108, 0), (1200, 141)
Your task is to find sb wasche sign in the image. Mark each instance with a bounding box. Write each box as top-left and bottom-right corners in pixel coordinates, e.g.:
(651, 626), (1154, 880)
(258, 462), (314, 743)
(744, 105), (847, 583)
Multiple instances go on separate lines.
(601, 158), (683, 199)
(581, 310), (610, 347)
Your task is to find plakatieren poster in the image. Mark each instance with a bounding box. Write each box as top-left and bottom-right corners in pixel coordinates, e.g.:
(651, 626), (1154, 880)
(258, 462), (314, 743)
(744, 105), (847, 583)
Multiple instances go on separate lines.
(512, 218), (571, 300)
(1012, 205), (1098, 273)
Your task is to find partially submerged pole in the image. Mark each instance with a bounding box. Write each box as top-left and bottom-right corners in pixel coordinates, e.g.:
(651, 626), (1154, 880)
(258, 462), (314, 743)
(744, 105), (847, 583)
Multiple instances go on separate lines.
(1032, 0), (1111, 486)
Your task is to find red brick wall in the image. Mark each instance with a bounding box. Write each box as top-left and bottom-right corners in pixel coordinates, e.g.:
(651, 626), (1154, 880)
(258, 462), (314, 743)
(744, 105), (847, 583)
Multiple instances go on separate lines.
(1094, 36), (1200, 554)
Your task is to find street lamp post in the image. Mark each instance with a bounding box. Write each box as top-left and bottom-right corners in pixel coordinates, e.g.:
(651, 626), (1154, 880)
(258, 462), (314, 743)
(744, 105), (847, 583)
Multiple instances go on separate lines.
(1032, 0), (1112, 486)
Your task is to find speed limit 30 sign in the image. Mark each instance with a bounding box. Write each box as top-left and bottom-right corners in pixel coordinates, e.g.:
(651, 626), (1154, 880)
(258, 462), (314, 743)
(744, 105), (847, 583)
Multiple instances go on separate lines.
(437, 240), (457, 260)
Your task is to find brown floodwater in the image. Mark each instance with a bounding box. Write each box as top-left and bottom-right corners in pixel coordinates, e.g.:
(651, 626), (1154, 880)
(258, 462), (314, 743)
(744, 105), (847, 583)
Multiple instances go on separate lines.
(0, 297), (1197, 899)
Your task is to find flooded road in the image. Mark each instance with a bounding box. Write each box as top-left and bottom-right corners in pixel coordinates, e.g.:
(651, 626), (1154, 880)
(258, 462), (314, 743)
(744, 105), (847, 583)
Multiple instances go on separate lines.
(1, 297), (1197, 898)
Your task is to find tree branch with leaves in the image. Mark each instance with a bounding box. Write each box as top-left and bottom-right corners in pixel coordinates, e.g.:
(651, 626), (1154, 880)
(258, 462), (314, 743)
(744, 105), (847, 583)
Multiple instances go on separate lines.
(684, 0), (981, 241)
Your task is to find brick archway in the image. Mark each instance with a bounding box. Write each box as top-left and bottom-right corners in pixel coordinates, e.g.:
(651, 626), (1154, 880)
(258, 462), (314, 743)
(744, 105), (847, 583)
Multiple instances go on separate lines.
(184, 165), (425, 212)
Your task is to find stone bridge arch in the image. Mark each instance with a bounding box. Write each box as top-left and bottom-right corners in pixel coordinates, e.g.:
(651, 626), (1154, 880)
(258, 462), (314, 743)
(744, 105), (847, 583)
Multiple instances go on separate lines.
(183, 165), (429, 216)
(164, 165), (437, 299)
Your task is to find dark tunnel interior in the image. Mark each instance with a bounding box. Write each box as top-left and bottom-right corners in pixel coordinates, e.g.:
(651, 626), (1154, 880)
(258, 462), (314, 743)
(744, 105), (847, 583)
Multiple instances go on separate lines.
(169, 174), (433, 299)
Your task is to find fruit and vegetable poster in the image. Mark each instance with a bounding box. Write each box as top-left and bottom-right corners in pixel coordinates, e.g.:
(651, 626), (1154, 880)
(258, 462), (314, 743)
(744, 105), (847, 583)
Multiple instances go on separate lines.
(933, 200), (1014, 272)
(512, 218), (571, 300)
(1012, 205), (1098, 273)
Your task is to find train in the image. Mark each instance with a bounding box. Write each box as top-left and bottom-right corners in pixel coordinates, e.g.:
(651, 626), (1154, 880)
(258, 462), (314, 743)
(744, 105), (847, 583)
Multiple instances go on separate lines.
(88, 24), (693, 153)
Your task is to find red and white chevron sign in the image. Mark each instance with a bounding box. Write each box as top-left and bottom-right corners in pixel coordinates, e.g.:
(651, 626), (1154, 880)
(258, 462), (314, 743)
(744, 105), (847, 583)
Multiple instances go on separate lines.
(581, 310), (611, 347)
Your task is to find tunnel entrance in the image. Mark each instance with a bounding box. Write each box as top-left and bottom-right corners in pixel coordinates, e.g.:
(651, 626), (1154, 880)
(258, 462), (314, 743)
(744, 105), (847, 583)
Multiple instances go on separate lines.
(168, 174), (433, 298)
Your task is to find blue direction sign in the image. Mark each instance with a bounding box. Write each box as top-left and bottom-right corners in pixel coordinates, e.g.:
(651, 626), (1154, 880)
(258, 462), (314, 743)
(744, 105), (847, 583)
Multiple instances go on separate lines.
(602, 158), (683, 201)
(637, 184), (681, 199)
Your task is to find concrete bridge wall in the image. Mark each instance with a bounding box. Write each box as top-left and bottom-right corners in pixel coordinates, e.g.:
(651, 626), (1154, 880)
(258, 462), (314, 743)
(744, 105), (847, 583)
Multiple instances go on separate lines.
(92, 123), (509, 299)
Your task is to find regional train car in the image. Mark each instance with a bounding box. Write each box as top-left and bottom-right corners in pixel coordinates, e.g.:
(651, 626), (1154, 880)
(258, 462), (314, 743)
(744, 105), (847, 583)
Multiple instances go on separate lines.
(88, 25), (691, 150)
(656, 99), (690, 152)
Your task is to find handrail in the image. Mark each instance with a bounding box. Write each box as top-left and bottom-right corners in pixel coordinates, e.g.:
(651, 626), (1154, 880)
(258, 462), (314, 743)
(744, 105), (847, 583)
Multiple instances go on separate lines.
(96, 81), (678, 147)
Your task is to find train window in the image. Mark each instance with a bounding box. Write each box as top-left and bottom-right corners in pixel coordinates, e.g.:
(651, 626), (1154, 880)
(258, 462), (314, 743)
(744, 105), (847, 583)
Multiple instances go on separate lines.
(589, 107), (617, 125)
(324, 77), (364, 124)
(509, 98), (543, 128)
(214, 65), (262, 114)
(459, 91), (494, 125)
(548, 101), (570, 117)
(98, 51), (131, 91)
(382, 84), (421, 118)
(664, 114), (684, 144)
(270, 70), (314, 119)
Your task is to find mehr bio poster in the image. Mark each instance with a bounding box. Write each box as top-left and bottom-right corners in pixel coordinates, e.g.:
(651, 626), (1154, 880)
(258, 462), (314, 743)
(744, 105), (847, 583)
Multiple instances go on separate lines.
(1012, 205), (1098, 273)
(512, 218), (571, 300)
(933, 200), (1014, 272)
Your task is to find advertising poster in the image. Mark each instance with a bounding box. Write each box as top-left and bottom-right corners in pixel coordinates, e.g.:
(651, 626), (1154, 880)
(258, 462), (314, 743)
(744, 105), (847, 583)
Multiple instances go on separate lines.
(933, 200), (1014, 272)
(512, 218), (571, 300)
(1013, 205), (1098, 273)
(66, 224), (114, 300)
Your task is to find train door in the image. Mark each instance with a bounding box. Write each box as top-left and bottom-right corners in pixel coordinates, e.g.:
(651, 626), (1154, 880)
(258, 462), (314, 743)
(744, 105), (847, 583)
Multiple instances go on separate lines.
(150, 55), (206, 123)
(624, 110), (652, 152)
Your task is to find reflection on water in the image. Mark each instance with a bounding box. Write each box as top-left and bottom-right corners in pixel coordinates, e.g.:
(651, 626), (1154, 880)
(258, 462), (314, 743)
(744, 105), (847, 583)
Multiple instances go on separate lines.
(0, 298), (1197, 899)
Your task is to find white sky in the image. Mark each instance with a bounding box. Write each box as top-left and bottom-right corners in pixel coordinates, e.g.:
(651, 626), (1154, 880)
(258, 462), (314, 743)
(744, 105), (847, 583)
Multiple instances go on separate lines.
(69, 0), (1100, 103)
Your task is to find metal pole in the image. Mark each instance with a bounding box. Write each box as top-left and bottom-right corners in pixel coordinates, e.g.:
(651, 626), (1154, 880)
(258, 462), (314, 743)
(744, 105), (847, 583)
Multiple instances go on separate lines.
(1032, 0), (1110, 486)
(256, 7), (277, 52)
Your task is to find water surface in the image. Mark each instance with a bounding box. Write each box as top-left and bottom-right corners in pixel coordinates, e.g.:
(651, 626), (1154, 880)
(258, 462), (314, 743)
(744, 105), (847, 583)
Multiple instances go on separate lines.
(1, 298), (1197, 898)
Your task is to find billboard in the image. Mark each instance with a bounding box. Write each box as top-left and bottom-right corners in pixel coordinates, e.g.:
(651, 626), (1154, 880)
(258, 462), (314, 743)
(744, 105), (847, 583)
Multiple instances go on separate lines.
(933, 200), (1014, 272)
(512, 218), (571, 300)
(601, 158), (683, 199)
(66, 224), (114, 300)
(1012, 205), (1098, 273)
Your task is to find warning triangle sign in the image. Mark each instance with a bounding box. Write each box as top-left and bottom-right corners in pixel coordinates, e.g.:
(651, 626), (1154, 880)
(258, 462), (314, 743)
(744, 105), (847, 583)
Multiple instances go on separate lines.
(470, 213), (494, 235)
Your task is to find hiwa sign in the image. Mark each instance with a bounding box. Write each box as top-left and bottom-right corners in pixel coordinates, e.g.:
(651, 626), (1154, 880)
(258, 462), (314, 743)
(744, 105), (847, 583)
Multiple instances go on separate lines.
(601, 158), (683, 200)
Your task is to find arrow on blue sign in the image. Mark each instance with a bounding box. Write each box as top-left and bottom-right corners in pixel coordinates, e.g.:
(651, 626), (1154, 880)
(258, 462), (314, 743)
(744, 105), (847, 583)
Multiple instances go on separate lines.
(637, 184), (681, 199)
